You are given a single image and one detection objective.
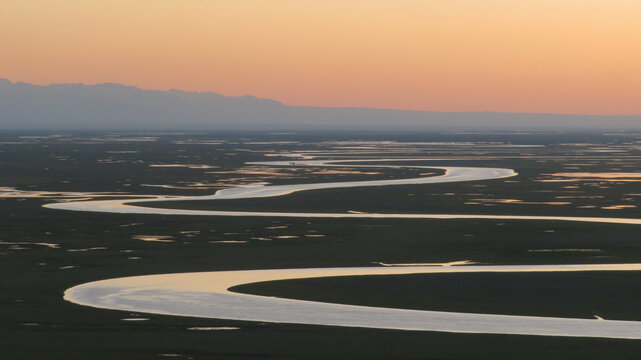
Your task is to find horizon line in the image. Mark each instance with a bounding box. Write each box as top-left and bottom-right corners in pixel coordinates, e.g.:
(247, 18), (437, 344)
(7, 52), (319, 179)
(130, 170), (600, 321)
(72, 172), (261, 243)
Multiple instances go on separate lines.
(3, 77), (639, 118)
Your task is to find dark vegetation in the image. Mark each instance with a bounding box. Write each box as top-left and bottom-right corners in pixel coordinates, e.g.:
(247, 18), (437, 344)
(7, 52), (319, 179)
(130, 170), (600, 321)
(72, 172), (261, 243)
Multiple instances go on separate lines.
(1, 131), (640, 359)
(233, 271), (641, 320)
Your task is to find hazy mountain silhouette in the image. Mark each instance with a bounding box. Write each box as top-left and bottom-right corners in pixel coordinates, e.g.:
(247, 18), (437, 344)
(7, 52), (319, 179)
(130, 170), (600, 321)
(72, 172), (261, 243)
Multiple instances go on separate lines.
(1, 78), (639, 131)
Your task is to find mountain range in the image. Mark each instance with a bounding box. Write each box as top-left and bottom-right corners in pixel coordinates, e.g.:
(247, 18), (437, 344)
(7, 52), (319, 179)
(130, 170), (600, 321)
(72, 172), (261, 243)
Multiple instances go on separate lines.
(1, 78), (639, 131)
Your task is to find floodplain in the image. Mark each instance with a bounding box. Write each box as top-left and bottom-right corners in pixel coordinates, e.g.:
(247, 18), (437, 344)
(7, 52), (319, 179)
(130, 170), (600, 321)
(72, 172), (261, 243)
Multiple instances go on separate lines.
(1, 131), (640, 359)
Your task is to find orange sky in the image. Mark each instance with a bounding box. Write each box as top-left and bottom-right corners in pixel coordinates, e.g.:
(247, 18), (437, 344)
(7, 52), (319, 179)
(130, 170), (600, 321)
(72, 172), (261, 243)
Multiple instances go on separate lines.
(1, 0), (640, 115)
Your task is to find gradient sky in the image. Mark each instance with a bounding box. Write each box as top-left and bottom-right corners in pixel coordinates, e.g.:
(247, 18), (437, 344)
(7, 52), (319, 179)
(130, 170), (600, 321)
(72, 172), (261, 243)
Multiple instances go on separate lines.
(1, 0), (640, 115)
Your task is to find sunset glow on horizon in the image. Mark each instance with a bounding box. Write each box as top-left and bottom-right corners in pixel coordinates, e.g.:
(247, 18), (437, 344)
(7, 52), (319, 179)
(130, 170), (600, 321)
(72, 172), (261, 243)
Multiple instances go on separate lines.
(1, 0), (640, 115)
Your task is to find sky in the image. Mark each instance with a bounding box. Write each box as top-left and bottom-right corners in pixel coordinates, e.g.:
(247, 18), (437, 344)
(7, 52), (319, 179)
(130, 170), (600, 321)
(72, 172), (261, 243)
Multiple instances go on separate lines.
(1, 0), (640, 115)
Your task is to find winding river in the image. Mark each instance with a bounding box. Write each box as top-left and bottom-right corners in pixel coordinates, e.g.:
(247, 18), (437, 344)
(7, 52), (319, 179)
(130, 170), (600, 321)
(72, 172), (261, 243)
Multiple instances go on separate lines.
(48, 159), (641, 338)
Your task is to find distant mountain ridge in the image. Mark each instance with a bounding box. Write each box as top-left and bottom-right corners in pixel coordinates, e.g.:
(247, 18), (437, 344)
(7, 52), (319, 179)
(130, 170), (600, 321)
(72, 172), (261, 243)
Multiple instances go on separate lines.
(1, 78), (639, 131)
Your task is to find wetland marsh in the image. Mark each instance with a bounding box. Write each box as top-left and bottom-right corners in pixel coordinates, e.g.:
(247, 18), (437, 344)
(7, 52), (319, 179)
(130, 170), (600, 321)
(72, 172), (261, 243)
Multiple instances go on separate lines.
(2, 131), (641, 359)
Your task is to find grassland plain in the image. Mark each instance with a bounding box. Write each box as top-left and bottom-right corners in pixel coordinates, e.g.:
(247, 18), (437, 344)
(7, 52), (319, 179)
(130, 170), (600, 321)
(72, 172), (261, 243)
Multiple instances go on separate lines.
(1, 131), (640, 359)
